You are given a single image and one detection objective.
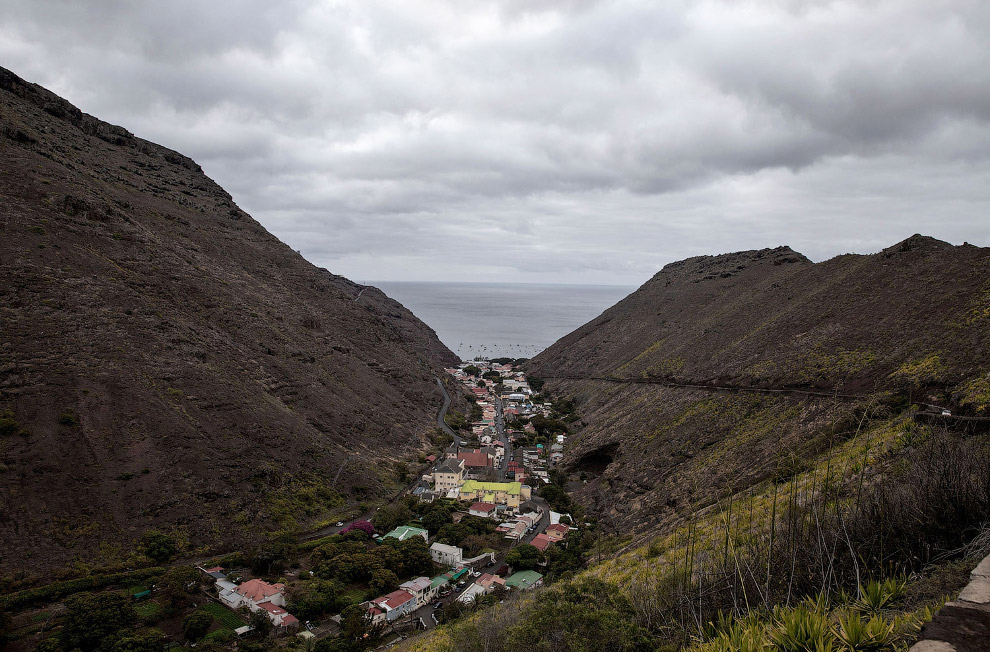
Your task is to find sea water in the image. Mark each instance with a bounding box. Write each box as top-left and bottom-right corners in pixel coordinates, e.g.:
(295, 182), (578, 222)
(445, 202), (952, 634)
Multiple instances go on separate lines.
(372, 281), (635, 361)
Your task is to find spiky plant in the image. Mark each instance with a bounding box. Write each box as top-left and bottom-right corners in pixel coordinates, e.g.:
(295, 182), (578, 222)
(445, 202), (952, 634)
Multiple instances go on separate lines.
(852, 578), (906, 615)
(832, 610), (896, 651)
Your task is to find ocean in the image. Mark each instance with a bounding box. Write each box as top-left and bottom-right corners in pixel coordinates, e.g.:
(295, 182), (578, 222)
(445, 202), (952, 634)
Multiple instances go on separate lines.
(371, 281), (635, 361)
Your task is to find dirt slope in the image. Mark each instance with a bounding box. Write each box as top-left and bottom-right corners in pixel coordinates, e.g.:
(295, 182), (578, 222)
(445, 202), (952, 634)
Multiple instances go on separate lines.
(0, 66), (458, 575)
(528, 238), (990, 537)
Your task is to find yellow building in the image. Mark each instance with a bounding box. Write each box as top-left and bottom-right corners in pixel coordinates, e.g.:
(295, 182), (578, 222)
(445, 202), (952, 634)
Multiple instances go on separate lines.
(459, 480), (531, 509)
(433, 459), (465, 492)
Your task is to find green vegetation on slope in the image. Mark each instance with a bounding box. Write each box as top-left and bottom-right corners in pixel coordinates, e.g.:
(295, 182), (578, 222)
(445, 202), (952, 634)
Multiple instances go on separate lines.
(404, 408), (989, 652)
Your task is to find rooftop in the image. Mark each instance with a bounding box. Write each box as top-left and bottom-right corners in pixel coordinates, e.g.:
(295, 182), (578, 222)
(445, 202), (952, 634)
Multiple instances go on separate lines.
(236, 579), (285, 603)
(505, 570), (544, 589)
(384, 525), (428, 541)
(376, 589), (415, 609)
(400, 577), (432, 593)
(461, 480), (522, 495)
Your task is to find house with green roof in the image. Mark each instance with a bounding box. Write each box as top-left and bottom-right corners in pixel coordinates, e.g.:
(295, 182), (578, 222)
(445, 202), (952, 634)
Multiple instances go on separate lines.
(383, 525), (428, 542)
(460, 480), (531, 508)
(505, 570), (543, 590)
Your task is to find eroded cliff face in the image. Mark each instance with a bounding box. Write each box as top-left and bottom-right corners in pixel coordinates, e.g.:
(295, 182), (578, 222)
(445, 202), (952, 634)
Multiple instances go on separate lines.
(529, 237), (990, 540)
(0, 66), (457, 574)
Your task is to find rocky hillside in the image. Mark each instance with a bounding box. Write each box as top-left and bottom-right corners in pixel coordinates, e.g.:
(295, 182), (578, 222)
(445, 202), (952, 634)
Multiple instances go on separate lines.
(0, 66), (458, 575)
(528, 238), (990, 538)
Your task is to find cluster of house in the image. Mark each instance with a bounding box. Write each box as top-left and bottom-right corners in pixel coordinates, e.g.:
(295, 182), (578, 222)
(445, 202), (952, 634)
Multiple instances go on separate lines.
(507, 431), (567, 486)
(363, 528), (549, 625)
(419, 449), (531, 513)
(200, 567), (299, 632)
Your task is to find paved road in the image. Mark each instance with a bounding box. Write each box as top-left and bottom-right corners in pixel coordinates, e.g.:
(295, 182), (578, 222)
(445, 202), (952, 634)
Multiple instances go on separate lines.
(435, 376), (465, 446)
(494, 396), (511, 480)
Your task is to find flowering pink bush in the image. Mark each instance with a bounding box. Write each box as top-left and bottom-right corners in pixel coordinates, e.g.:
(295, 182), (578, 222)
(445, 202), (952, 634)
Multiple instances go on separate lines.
(341, 520), (375, 536)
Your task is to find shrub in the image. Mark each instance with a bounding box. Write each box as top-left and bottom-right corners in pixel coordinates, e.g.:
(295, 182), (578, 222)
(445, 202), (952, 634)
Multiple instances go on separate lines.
(141, 531), (177, 563)
(183, 611), (212, 641)
(58, 412), (79, 426)
(0, 410), (17, 436)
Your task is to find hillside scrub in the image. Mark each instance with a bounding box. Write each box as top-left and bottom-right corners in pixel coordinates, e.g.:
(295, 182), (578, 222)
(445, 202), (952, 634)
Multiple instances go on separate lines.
(403, 422), (988, 652)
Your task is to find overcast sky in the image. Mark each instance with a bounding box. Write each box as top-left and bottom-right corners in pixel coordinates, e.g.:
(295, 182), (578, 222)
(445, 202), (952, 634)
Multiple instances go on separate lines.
(3, 1), (989, 285)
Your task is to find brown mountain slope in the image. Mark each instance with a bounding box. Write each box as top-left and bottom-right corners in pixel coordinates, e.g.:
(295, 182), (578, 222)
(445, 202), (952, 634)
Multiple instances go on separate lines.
(0, 66), (457, 575)
(528, 238), (990, 537)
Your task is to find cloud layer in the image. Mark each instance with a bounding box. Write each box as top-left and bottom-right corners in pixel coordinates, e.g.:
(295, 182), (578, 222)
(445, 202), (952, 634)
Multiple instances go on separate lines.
(3, 0), (989, 283)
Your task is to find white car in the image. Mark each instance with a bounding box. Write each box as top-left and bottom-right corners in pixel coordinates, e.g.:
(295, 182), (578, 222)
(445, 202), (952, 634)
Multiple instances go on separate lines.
(336, 521), (344, 527)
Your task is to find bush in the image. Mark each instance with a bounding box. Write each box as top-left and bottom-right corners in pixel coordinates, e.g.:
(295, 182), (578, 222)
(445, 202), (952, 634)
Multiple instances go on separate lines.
(183, 611), (212, 641)
(141, 531), (177, 563)
(0, 567), (167, 612)
(0, 410), (18, 436)
(60, 592), (136, 651)
(58, 412), (79, 426)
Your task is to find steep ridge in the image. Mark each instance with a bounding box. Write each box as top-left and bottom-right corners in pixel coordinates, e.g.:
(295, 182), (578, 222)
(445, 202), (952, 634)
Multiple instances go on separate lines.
(0, 67), (458, 575)
(528, 238), (990, 536)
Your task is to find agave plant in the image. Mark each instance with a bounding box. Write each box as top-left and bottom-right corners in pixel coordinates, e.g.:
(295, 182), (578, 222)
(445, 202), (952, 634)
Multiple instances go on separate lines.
(698, 619), (770, 652)
(832, 610), (896, 652)
(852, 578), (907, 615)
(770, 602), (835, 652)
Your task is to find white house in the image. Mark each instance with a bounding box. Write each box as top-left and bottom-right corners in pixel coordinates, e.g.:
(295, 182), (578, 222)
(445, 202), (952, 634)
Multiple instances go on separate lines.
(367, 589), (417, 622)
(469, 502), (497, 518)
(399, 577), (434, 606)
(457, 583), (487, 604)
(430, 542), (464, 567)
(216, 578), (298, 629)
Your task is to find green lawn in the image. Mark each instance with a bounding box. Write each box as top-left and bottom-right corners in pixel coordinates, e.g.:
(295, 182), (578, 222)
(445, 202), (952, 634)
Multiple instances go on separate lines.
(200, 602), (245, 630)
(340, 586), (368, 606)
(134, 601), (162, 620)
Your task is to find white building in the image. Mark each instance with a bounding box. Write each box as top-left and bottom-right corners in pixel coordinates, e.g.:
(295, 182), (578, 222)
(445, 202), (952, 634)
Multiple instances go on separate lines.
(430, 542), (464, 567)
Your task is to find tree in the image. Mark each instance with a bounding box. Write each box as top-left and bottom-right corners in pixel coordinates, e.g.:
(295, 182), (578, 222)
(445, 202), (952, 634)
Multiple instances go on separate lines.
(421, 508), (452, 534)
(463, 365), (481, 377)
(158, 566), (200, 609)
(506, 544), (542, 571)
(251, 540), (296, 575)
(291, 578), (344, 621)
(339, 604), (370, 640)
(109, 630), (166, 652)
(182, 612), (212, 642)
(369, 568), (399, 596)
(482, 371), (502, 383)
(371, 502), (411, 534)
(315, 636), (364, 652)
(61, 592), (136, 652)
(540, 484), (572, 512)
(141, 530), (177, 563)
(396, 537), (435, 576)
(249, 609), (273, 637)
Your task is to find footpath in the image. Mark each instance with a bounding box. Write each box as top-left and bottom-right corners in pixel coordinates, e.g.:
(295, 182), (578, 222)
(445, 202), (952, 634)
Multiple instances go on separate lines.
(912, 554), (990, 652)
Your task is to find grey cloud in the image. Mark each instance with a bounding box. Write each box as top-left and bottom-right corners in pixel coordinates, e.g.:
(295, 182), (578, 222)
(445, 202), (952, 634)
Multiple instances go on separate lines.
(1, 0), (988, 284)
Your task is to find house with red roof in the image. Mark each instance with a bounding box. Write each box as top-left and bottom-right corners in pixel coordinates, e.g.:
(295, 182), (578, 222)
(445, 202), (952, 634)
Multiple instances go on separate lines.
(216, 578), (299, 629)
(236, 579), (287, 607)
(368, 589), (417, 622)
(530, 533), (552, 552)
(469, 502), (497, 518)
(255, 600), (299, 629)
(477, 573), (506, 592)
(545, 523), (570, 542)
(458, 450), (492, 470)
